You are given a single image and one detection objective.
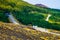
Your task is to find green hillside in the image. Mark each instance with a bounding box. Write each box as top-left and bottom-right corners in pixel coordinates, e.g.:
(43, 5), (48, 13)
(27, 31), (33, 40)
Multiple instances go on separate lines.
(0, 0), (60, 30)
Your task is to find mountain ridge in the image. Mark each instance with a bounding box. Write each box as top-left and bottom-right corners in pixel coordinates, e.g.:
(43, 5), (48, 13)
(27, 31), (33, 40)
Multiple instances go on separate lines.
(35, 4), (48, 8)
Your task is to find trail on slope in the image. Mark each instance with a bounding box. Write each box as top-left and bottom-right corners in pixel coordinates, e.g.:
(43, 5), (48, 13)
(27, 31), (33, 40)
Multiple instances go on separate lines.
(46, 14), (51, 21)
(33, 26), (60, 36)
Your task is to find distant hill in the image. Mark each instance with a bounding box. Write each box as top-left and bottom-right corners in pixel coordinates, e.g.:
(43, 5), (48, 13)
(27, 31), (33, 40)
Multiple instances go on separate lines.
(0, 0), (60, 30)
(35, 4), (48, 8)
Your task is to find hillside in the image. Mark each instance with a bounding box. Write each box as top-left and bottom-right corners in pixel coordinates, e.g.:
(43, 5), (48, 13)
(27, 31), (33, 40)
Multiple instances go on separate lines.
(35, 4), (48, 8)
(0, 22), (60, 40)
(0, 0), (60, 30)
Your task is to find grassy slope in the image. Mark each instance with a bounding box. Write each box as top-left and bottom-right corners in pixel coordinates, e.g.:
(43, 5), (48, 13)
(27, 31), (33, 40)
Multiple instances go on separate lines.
(0, 0), (60, 30)
(0, 22), (60, 40)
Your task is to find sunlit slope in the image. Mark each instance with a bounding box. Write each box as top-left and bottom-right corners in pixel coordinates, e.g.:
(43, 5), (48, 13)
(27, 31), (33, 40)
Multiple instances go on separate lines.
(0, 22), (60, 40)
(0, 0), (60, 30)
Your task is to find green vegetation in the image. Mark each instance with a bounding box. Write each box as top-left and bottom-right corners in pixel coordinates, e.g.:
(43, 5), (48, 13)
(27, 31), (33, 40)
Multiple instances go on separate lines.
(0, 11), (9, 22)
(0, 0), (60, 30)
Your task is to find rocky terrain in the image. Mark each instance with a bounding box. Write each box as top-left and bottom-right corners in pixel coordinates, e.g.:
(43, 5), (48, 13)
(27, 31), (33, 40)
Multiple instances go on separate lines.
(0, 22), (60, 40)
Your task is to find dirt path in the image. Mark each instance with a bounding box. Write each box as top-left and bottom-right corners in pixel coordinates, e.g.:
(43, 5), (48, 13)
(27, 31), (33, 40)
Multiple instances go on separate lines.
(33, 26), (60, 36)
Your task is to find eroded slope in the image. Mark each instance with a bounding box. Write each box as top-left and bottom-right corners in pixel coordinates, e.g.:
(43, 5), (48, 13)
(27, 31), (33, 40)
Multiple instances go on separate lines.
(0, 22), (60, 40)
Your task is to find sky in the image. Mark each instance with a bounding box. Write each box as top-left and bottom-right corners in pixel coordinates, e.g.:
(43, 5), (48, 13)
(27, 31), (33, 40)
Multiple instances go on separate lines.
(23, 0), (60, 9)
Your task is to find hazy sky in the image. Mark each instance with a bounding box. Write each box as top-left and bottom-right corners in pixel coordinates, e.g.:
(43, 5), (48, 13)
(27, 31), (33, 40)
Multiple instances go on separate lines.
(23, 0), (60, 9)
